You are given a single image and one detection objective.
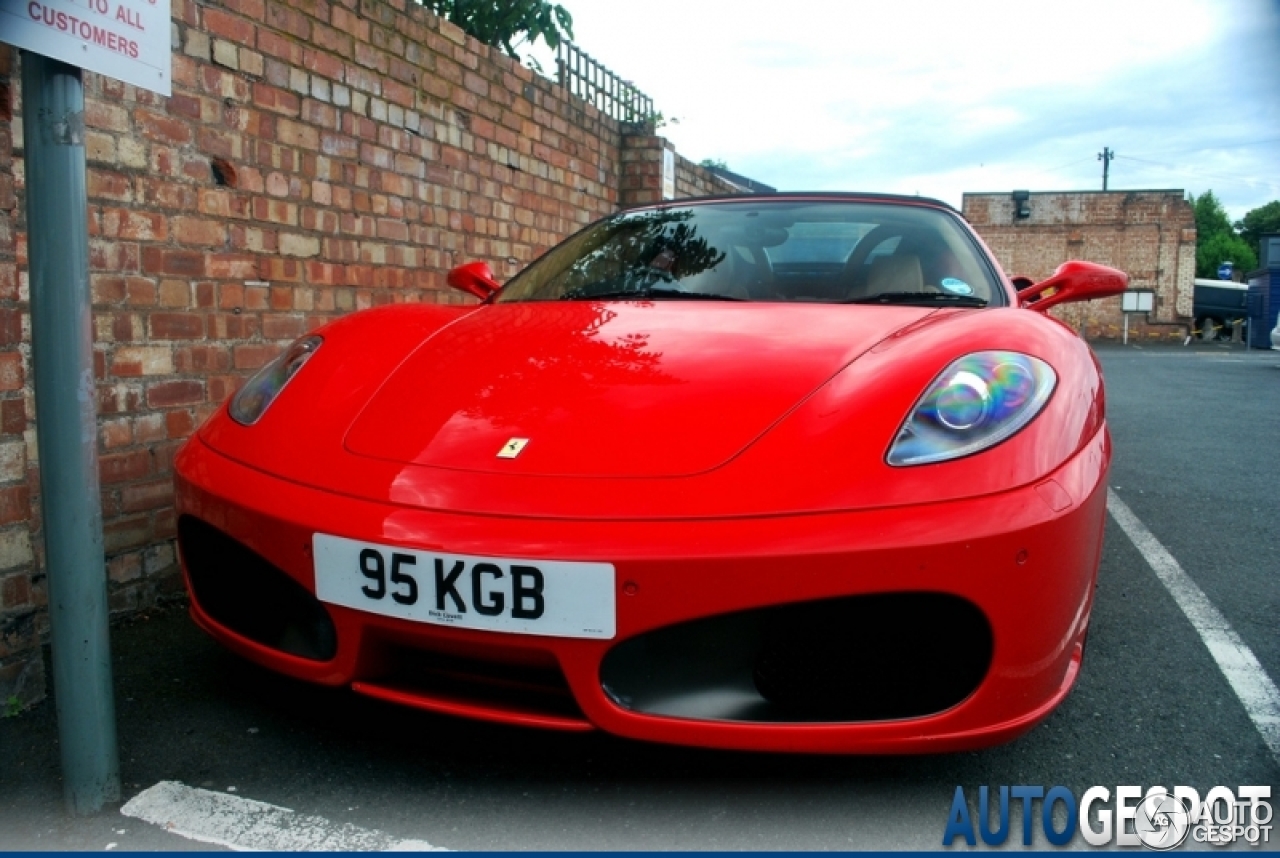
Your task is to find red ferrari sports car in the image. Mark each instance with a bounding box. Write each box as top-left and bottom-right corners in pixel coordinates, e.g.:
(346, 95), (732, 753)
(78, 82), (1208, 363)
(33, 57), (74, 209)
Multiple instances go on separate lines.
(174, 193), (1127, 753)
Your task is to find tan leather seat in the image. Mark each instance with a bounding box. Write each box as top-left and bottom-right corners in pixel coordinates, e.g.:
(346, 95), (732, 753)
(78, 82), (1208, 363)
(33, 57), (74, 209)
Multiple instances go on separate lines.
(857, 253), (925, 299)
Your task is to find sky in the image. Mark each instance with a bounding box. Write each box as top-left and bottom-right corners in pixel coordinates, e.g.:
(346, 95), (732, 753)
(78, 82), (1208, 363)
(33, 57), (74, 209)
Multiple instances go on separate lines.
(526, 0), (1280, 223)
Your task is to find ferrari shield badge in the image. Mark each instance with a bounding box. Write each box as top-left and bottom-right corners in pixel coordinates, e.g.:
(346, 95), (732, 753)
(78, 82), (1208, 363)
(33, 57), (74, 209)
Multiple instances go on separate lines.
(497, 438), (529, 459)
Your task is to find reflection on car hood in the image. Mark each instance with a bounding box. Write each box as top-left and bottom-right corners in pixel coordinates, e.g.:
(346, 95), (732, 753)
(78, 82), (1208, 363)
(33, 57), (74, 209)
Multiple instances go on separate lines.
(344, 301), (936, 478)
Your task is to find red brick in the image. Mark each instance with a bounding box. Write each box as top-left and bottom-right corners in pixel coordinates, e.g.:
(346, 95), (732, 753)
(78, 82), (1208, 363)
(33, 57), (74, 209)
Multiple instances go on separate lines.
(167, 93), (202, 121)
(1, 399), (25, 435)
(147, 380), (205, 408)
(0, 353), (22, 391)
(302, 49), (345, 81)
(252, 83), (301, 116)
(265, 1), (310, 39)
(120, 478), (174, 513)
(172, 217), (227, 246)
(142, 247), (205, 278)
(221, 0), (265, 22)
(174, 344), (231, 373)
(125, 279), (158, 306)
(150, 313), (205, 339)
(84, 100), (129, 133)
(101, 418), (133, 448)
(88, 170), (132, 202)
(165, 409), (196, 439)
(0, 265), (16, 301)
(100, 449), (151, 484)
(2, 572), (32, 612)
(209, 313), (260, 340)
(101, 209), (168, 241)
(207, 375), (240, 404)
(134, 108), (193, 145)
(207, 254), (260, 279)
(233, 343), (282, 370)
(203, 7), (259, 43)
(262, 314), (304, 340)
(0, 486), (30, 525)
(0, 309), (22, 346)
(196, 282), (216, 308)
(104, 514), (152, 553)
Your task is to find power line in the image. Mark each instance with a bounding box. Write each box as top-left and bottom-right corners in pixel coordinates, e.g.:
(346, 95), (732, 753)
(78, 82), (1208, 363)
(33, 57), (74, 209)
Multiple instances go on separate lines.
(1113, 154), (1278, 190)
(1123, 136), (1280, 160)
(1029, 155), (1096, 178)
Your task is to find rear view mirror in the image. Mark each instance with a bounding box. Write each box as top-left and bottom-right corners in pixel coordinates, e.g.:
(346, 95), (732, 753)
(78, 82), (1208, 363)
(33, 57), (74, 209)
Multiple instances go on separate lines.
(447, 261), (500, 300)
(1018, 261), (1128, 313)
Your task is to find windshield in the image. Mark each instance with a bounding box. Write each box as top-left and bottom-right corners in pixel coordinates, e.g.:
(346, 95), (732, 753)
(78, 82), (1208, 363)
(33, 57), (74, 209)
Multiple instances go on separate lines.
(496, 200), (1005, 307)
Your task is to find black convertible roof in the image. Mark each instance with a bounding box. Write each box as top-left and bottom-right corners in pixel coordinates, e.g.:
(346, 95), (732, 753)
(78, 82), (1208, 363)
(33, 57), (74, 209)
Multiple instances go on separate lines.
(624, 191), (959, 215)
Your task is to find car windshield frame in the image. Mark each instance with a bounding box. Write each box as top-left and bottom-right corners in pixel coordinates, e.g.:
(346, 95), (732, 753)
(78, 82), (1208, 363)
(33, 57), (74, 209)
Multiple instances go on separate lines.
(494, 198), (1009, 308)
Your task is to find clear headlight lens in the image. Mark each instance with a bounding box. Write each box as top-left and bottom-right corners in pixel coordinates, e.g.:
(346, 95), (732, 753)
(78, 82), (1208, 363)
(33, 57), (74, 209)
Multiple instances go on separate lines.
(887, 351), (1056, 466)
(229, 335), (322, 426)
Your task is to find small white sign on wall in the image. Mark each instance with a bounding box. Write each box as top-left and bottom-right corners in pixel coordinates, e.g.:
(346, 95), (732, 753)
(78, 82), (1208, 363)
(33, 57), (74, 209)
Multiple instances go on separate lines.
(1121, 291), (1154, 313)
(661, 148), (675, 201)
(0, 0), (171, 95)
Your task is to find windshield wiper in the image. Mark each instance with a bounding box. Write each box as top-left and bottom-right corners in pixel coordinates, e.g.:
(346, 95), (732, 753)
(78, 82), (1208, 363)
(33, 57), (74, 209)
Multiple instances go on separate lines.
(562, 286), (744, 302)
(843, 291), (989, 308)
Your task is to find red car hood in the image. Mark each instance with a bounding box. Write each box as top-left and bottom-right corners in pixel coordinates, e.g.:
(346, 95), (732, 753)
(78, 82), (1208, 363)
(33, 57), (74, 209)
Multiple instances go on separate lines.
(345, 301), (933, 478)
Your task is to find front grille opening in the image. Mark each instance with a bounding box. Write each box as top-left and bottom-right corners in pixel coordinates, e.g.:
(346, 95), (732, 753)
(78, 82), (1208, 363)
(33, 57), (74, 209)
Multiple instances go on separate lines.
(178, 515), (337, 661)
(600, 592), (992, 723)
(371, 647), (585, 722)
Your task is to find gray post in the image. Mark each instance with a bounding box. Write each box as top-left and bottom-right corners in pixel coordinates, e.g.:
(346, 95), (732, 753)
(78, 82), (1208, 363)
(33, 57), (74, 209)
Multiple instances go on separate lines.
(21, 51), (121, 815)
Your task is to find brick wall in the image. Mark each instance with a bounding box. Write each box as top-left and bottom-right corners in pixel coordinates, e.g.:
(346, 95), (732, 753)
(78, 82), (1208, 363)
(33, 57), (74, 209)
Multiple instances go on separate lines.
(619, 131), (739, 206)
(963, 191), (1197, 340)
(0, 0), (745, 710)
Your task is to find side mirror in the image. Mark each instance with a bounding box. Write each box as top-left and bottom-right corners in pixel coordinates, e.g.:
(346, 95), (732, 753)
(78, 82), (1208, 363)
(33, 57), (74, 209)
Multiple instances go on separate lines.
(1017, 261), (1128, 313)
(447, 261), (500, 300)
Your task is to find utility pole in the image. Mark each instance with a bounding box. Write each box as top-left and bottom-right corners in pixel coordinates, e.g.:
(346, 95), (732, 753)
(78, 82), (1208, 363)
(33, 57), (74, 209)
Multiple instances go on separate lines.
(1098, 147), (1114, 191)
(22, 51), (121, 815)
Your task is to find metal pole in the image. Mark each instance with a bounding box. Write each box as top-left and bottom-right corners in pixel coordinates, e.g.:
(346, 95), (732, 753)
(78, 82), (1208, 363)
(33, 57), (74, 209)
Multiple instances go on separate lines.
(20, 51), (121, 815)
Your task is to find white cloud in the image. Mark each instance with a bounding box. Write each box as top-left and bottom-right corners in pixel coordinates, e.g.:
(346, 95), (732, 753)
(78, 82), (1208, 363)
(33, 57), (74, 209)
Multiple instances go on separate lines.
(530, 0), (1279, 220)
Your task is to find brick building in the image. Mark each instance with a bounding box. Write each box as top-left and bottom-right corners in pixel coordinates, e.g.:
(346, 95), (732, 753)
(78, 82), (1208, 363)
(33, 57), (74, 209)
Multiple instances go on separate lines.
(0, 1), (741, 709)
(963, 190), (1197, 340)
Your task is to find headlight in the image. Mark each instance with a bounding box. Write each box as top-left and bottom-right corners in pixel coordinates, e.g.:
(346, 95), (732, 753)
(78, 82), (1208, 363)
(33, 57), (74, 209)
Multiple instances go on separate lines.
(886, 351), (1055, 466)
(229, 335), (322, 425)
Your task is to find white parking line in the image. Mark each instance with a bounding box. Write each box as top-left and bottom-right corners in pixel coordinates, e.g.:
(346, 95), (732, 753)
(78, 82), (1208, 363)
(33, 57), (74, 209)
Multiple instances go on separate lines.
(1107, 489), (1280, 765)
(121, 780), (447, 851)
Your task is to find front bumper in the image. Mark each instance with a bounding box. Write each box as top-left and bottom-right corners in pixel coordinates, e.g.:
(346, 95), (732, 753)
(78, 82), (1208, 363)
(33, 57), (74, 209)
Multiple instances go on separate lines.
(174, 428), (1109, 754)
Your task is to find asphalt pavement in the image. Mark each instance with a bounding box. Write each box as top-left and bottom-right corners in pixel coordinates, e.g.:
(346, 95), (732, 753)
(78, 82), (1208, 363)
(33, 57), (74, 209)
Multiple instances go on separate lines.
(1, 339), (1277, 851)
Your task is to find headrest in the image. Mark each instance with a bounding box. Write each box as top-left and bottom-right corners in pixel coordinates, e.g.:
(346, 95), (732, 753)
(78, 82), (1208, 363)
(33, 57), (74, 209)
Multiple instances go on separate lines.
(866, 254), (924, 294)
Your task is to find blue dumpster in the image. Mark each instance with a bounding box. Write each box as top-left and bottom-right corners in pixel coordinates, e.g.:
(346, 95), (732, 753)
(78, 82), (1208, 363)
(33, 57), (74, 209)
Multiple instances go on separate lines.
(1246, 275), (1272, 348)
(1246, 236), (1280, 349)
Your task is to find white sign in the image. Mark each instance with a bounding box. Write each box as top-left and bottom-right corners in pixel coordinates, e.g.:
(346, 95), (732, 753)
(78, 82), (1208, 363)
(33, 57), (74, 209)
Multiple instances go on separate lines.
(1121, 290), (1154, 313)
(0, 0), (171, 95)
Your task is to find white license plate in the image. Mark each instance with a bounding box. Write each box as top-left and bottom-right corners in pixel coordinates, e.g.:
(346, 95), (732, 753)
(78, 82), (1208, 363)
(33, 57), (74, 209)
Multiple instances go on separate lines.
(313, 534), (615, 639)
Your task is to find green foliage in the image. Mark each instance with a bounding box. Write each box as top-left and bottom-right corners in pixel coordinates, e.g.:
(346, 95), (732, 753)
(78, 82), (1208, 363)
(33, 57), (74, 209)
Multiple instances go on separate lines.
(1196, 231), (1256, 279)
(1236, 200), (1280, 252)
(641, 111), (678, 130)
(1191, 191), (1232, 240)
(699, 158), (728, 171)
(4, 695), (21, 718)
(1190, 191), (1258, 278)
(421, 0), (573, 59)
